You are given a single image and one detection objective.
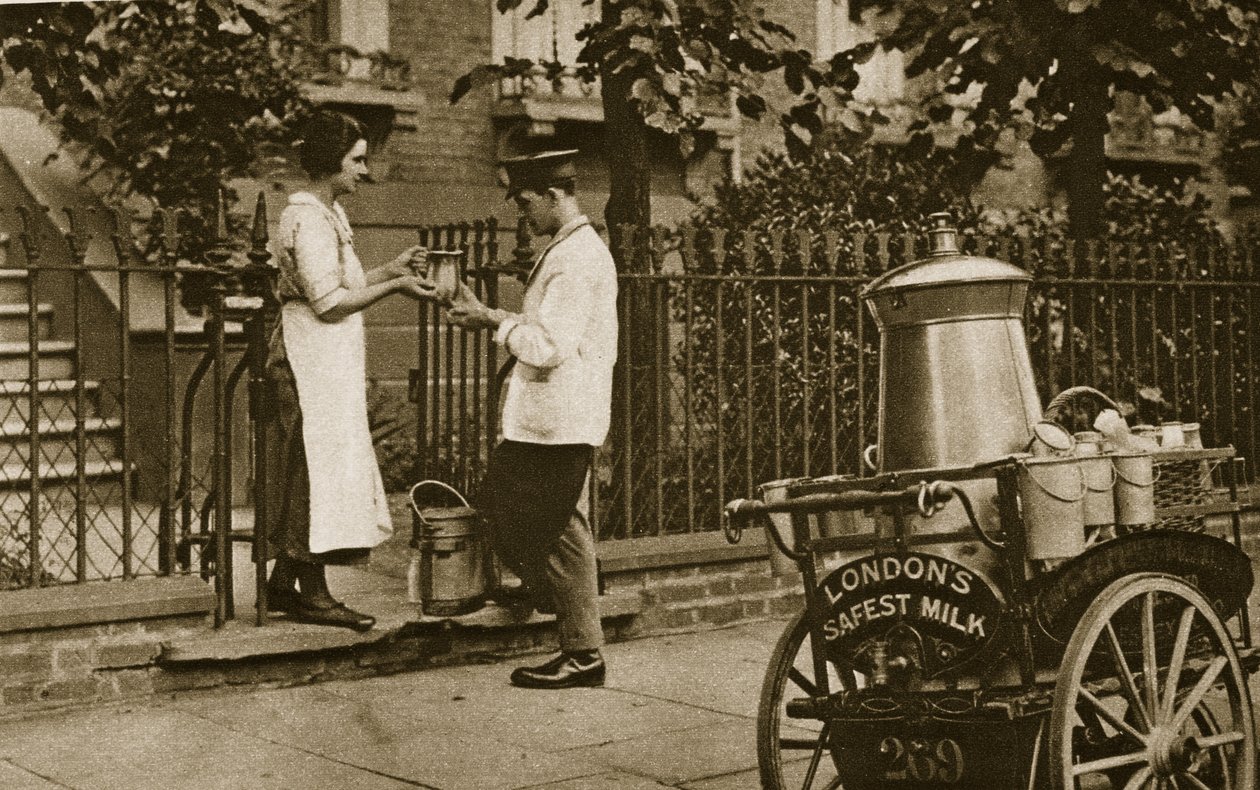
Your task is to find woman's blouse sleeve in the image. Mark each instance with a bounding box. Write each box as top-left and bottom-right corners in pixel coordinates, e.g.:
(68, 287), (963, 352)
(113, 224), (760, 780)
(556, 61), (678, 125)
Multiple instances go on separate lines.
(279, 205), (348, 315)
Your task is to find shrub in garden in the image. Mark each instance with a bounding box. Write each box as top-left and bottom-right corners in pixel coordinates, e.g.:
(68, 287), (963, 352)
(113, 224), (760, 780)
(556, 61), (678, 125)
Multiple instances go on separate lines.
(672, 137), (1235, 531)
(671, 139), (981, 519)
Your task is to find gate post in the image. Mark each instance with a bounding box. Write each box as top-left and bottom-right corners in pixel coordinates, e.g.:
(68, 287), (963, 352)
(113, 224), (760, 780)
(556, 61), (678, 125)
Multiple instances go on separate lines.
(243, 192), (276, 626)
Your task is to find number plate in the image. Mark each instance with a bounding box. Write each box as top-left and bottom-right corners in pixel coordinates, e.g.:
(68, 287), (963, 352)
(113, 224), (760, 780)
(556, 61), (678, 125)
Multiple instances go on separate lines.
(829, 717), (1043, 789)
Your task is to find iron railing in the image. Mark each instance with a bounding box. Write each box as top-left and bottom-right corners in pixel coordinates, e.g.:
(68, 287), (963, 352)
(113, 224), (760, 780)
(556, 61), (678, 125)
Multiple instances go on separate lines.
(0, 195), (275, 627)
(2, 201), (1255, 610)
(413, 222), (1260, 544)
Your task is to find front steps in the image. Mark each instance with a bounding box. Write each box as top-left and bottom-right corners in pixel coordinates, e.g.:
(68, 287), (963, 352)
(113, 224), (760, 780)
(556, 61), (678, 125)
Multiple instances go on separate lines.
(0, 273), (138, 586)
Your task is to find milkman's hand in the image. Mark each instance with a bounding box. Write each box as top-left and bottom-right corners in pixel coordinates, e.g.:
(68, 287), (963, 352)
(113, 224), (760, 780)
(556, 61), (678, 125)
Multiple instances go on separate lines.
(445, 282), (500, 330)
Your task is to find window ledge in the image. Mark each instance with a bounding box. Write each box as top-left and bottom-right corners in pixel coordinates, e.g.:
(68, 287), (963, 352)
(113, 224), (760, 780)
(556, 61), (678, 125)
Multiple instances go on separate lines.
(304, 82), (425, 111)
(493, 95), (740, 139)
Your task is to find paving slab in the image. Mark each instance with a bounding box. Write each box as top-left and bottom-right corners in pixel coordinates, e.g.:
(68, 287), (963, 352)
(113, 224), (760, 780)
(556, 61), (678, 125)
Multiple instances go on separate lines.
(0, 759), (66, 790)
(162, 541), (643, 664)
(564, 718), (759, 786)
(1, 617), (803, 789)
(0, 707), (416, 790)
(600, 621), (785, 718)
(528, 772), (678, 789)
(315, 662), (734, 751)
(176, 681), (603, 790)
(681, 756), (830, 790)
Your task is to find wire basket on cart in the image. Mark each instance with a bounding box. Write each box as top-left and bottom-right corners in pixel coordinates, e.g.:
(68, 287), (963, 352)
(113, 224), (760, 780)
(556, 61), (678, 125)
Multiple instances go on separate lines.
(1145, 452), (1250, 533)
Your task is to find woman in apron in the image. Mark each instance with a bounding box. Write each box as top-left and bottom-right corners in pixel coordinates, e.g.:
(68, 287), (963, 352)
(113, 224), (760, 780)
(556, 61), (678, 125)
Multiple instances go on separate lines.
(264, 110), (437, 630)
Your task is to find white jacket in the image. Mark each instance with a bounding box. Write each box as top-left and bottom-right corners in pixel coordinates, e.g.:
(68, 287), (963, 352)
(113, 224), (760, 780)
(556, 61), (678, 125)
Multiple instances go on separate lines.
(494, 216), (618, 446)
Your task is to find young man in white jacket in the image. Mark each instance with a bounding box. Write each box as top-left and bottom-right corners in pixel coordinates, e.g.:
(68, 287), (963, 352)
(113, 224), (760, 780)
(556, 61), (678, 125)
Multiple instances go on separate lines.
(445, 150), (617, 688)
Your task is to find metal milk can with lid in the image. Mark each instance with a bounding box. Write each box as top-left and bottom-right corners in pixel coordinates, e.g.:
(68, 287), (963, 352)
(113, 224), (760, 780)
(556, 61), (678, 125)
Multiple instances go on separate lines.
(861, 213), (1043, 575)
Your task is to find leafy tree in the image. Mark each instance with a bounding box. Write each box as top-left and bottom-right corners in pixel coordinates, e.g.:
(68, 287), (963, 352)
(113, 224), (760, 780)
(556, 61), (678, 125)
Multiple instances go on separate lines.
(0, 0), (310, 305)
(452, 1), (878, 526)
(1224, 63), (1260, 201)
(452, 0), (872, 251)
(851, 0), (1260, 238)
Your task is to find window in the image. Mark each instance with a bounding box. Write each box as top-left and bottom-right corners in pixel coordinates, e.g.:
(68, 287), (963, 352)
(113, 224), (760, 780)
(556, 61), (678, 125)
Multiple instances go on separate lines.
(302, 0), (389, 53)
(295, 0), (405, 86)
(491, 0), (601, 98)
(815, 0), (904, 105)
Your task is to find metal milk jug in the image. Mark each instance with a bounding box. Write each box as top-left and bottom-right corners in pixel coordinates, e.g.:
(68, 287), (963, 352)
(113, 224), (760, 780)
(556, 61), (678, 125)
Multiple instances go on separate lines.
(862, 213), (1042, 471)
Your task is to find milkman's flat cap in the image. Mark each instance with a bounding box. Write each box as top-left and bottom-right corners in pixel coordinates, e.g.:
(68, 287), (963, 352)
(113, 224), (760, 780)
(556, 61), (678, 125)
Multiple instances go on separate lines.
(498, 149), (579, 198)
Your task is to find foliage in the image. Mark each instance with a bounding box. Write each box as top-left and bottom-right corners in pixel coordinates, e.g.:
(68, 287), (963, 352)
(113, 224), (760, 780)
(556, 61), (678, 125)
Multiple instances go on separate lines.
(850, 0), (1260, 236)
(977, 173), (1226, 255)
(666, 137), (981, 498)
(667, 134), (1237, 510)
(456, 1), (877, 160)
(1224, 64), (1260, 197)
(366, 382), (419, 493)
(0, 532), (57, 591)
(0, 0), (312, 309)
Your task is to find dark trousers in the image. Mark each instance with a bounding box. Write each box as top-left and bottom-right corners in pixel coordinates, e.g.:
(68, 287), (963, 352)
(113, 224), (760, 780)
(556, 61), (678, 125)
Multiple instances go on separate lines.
(479, 441), (602, 652)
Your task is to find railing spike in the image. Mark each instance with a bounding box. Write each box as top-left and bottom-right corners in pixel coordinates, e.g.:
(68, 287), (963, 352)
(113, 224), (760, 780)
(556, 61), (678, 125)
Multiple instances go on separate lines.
(709, 227), (727, 271)
(250, 191), (269, 250)
(213, 189), (229, 244)
(156, 207), (182, 258)
(109, 206), (134, 263)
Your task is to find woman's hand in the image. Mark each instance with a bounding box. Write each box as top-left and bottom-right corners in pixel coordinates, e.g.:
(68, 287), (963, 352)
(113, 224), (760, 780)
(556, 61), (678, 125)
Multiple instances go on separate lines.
(397, 274), (442, 303)
(385, 245), (428, 280)
(445, 282), (499, 329)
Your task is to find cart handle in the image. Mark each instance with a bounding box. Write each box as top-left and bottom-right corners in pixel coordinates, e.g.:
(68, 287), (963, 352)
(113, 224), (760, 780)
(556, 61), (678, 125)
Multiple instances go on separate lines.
(723, 481), (1003, 553)
(722, 481), (955, 551)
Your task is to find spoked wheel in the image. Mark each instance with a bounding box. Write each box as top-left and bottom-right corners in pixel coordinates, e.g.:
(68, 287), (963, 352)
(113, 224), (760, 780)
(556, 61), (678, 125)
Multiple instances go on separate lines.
(1049, 573), (1256, 790)
(758, 611), (857, 790)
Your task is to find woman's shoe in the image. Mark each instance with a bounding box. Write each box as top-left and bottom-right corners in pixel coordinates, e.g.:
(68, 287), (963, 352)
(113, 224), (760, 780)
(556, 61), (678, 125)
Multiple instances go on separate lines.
(332, 602), (375, 632)
(283, 596), (375, 632)
(264, 583), (302, 614)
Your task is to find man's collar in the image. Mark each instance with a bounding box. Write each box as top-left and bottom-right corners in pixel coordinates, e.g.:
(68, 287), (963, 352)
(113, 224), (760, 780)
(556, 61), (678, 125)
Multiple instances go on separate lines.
(551, 215), (589, 241)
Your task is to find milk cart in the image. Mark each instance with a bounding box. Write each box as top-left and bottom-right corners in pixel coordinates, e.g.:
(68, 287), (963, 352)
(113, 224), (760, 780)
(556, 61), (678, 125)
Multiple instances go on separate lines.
(723, 215), (1258, 789)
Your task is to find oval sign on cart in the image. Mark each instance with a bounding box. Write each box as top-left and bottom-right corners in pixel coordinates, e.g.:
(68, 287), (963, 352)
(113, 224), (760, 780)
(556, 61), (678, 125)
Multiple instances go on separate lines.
(816, 552), (1003, 677)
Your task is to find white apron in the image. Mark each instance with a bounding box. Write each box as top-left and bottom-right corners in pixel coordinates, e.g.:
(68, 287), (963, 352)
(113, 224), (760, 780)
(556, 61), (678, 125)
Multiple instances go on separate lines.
(279, 202), (392, 554)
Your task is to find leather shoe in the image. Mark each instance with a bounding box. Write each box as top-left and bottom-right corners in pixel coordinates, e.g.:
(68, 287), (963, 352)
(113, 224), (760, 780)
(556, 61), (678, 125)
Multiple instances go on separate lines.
(284, 597), (376, 632)
(510, 651), (605, 689)
(264, 583), (302, 614)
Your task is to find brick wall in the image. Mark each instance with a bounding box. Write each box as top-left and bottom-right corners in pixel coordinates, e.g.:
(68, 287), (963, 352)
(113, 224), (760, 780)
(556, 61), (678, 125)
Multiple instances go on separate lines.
(0, 615), (203, 713)
(606, 557), (805, 636)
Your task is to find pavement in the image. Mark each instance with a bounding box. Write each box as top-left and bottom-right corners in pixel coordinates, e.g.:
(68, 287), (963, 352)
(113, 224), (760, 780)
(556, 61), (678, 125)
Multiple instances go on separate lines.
(0, 619), (795, 790)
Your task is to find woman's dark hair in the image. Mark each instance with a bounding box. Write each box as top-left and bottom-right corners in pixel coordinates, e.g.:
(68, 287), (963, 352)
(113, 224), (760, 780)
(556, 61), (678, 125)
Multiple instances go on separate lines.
(298, 111), (368, 179)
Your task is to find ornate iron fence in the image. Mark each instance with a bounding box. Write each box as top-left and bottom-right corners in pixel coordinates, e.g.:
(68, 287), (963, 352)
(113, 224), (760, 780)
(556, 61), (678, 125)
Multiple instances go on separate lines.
(0, 195), (274, 627)
(414, 222), (1260, 544)
(3, 201), (1254, 610)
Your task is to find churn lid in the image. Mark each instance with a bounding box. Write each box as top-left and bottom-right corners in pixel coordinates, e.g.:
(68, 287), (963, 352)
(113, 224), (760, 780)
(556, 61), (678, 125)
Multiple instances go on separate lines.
(861, 212), (1031, 329)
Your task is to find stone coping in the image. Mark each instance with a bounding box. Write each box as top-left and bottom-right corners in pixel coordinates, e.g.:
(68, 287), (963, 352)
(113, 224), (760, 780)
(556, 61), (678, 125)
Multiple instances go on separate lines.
(0, 576), (214, 634)
(159, 589), (645, 664)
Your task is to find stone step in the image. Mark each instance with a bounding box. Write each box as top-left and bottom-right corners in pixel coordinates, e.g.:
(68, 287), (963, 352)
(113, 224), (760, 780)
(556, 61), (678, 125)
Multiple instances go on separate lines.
(0, 458), (129, 509)
(0, 380), (103, 421)
(0, 270), (29, 302)
(0, 416), (122, 466)
(0, 303), (53, 342)
(0, 341), (76, 379)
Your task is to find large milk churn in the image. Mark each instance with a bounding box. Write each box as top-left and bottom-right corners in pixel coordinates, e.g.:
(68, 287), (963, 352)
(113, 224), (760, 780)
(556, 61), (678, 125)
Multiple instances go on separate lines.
(860, 213), (1042, 575)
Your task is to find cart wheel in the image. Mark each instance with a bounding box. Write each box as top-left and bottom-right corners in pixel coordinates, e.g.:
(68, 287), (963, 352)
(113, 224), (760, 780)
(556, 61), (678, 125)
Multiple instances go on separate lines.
(758, 610), (856, 790)
(1048, 573), (1256, 790)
